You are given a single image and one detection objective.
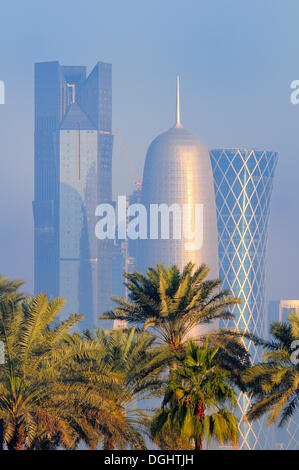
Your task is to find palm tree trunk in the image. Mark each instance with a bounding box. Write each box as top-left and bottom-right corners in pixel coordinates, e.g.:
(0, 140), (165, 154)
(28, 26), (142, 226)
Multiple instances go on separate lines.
(194, 401), (204, 450)
(7, 425), (25, 450)
(7, 435), (25, 450)
(195, 437), (203, 450)
(104, 433), (115, 450)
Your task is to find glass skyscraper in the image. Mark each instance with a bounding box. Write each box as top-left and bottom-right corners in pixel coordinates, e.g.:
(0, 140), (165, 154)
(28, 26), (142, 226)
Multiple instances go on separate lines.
(33, 61), (113, 328)
(210, 148), (278, 449)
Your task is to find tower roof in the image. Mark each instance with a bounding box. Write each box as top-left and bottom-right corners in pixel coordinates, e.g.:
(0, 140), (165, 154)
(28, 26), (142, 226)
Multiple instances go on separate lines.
(147, 75), (206, 151)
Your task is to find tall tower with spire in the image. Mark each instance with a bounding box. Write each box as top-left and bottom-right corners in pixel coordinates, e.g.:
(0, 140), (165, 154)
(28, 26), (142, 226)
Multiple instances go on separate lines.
(138, 76), (218, 281)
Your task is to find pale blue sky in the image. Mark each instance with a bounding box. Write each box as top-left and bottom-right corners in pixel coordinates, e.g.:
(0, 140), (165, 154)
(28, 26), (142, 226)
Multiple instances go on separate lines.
(0, 0), (299, 301)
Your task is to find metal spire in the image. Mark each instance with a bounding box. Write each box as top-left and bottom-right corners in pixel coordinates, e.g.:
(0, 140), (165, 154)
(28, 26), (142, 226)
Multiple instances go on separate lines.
(175, 74), (182, 127)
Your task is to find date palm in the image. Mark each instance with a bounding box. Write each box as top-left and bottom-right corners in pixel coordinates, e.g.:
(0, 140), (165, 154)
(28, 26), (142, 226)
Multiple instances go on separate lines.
(0, 289), (125, 450)
(243, 312), (299, 427)
(100, 263), (249, 390)
(82, 327), (167, 449)
(151, 339), (239, 449)
(0, 275), (24, 302)
(101, 263), (241, 351)
(0, 275), (24, 301)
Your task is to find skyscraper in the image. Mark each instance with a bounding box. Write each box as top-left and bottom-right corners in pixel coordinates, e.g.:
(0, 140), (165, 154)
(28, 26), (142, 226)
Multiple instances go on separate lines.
(33, 61), (113, 328)
(138, 77), (218, 284)
(210, 148), (278, 449)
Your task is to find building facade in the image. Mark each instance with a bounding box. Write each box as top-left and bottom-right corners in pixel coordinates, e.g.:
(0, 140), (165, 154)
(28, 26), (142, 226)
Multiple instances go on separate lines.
(33, 61), (113, 328)
(210, 148), (278, 449)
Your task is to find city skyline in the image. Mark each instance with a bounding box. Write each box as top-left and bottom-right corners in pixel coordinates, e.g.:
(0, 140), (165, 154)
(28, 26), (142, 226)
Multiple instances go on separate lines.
(1, 1), (299, 305)
(267, 299), (299, 449)
(0, 0), (299, 304)
(0, 0), (298, 453)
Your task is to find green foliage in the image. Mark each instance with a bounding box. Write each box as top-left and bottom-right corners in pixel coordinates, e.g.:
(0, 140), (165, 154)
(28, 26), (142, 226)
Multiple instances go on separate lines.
(243, 312), (299, 427)
(0, 264), (253, 451)
(79, 327), (168, 449)
(151, 339), (239, 449)
(100, 263), (249, 389)
(0, 275), (167, 450)
(100, 263), (239, 347)
(0, 287), (105, 449)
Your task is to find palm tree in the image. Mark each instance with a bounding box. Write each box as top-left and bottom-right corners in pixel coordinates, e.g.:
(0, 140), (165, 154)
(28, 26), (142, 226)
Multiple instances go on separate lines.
(100, 263), (241, 351)
(0, 275), (167, 450)
(0, 275), (26, 449)
(82, 327), (168, 449)
(243, 312), (299, 428)
(0, 290), (122, 450)
(100, 263), (250, 390)
(151, 339), (239, 449)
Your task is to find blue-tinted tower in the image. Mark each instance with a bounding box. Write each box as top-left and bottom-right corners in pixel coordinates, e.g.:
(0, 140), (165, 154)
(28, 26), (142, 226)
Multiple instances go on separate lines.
(33, 61), (113, 327)
(210, 148), (278, 449)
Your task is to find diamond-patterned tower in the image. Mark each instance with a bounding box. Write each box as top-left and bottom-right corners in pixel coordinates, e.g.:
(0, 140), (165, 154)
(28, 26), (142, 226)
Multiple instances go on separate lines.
(139, 76), (218, 279)
(210, 148), (278, 449)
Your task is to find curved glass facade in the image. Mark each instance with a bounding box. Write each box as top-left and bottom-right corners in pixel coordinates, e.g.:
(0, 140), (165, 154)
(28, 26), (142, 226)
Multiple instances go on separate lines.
(210, 148), (278, 449)
(138, 77), (218, 284)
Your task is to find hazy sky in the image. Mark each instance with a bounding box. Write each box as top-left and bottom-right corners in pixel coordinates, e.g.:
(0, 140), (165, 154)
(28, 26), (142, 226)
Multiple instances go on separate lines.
(0, 0), (298, 302)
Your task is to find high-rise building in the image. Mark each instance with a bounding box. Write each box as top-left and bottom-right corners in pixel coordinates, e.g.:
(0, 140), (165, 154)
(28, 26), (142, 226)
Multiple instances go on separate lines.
(267, 300), (299, 450)
(138, 77), (218, 299)
(33, 61), (113, 328)
(210, 148), (278, 449)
